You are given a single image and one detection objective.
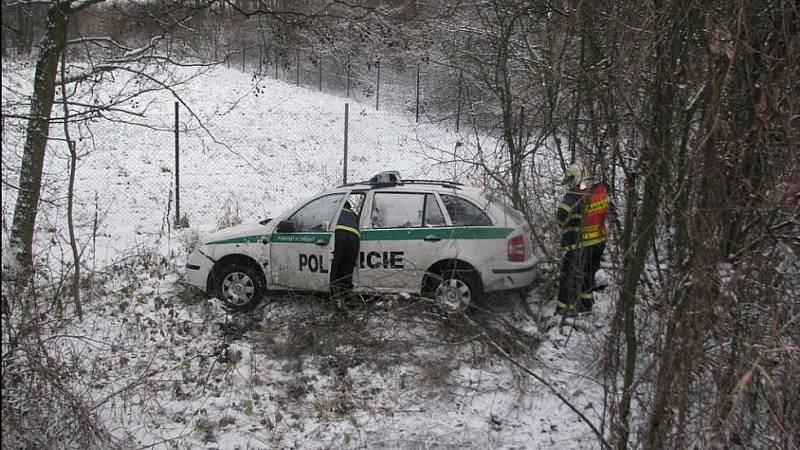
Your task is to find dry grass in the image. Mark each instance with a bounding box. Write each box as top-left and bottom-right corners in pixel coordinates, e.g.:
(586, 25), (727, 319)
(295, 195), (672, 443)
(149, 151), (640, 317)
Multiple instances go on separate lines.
(215, 195), (243, 230)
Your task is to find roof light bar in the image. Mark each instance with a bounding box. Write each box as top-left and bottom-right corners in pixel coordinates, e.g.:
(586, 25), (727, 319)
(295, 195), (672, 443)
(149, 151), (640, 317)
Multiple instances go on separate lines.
(369, 171), (401, 184)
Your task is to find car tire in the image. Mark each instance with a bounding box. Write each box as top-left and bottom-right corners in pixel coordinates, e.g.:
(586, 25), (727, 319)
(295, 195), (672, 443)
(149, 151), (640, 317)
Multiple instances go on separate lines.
(216, 264), (265, 312)
(424, 268), (481, 311)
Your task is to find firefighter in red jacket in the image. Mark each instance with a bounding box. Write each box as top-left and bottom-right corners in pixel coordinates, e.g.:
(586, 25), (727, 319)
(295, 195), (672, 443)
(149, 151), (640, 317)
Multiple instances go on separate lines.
(555, 164), (609, 316)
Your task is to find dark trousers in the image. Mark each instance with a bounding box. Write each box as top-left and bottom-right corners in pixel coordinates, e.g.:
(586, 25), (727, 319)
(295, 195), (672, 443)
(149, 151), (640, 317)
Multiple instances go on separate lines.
(581, 242), (606, 294)
(331, 230), (359, 294)
(580, 242), (605, 311)
(557, 249), (582, 311)
(556, 242), (605, 312)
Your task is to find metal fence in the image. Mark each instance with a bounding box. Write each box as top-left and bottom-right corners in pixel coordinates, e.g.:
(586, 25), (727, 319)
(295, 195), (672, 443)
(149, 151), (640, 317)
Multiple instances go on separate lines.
(1, 54), (493, 269)
(169, 47), (491, 235)
(239, 45), (472, 129)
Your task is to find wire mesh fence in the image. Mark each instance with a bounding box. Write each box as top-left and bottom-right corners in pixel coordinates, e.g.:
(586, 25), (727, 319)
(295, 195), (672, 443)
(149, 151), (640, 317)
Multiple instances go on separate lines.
(233, 45), (471, 128)
(1, 53), (493, 269)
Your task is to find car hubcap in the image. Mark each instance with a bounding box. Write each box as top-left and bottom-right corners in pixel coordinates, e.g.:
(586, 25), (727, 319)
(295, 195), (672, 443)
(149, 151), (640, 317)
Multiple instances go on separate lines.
(435, 278), (471, 310)
(221, 272), (255, 306)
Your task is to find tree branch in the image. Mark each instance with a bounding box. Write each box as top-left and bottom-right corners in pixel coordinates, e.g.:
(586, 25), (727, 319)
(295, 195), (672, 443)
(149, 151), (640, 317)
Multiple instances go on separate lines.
(467, 314), (612, 450)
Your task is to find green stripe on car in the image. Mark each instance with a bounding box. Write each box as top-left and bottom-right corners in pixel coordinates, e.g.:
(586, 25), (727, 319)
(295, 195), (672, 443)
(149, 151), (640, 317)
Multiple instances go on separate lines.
(207, 227), (514, 246)
(361, 227), (513, 241)
(205, 235), (263, 245)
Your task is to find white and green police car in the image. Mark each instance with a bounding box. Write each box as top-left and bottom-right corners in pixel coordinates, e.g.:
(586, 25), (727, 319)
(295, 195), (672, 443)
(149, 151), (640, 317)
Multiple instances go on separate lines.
(186, 172), (536, 311)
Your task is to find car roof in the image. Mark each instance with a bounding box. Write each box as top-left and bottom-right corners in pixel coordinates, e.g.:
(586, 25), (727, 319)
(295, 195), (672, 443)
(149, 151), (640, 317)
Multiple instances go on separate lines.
(307, 172), (493, 205)
(322, 179), (495, 201)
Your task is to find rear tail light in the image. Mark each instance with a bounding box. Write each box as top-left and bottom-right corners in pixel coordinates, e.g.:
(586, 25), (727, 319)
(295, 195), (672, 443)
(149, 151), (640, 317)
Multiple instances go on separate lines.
(508, 235), (525, 262)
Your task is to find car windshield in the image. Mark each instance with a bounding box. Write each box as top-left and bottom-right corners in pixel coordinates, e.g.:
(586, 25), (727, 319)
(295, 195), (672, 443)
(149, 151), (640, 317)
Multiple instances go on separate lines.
(279, 193), (344, 232)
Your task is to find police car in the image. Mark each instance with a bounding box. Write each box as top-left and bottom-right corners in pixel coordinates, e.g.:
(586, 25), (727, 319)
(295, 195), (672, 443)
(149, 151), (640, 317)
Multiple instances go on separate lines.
(185, 171), (536, 311)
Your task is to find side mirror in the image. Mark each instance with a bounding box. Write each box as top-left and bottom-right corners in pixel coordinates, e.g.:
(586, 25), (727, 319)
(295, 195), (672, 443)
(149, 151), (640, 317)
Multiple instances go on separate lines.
(276, 220), (294, 233)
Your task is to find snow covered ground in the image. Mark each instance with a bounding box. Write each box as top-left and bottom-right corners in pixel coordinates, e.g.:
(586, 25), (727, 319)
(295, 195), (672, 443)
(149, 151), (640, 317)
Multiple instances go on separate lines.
(2, 61), (609, 449)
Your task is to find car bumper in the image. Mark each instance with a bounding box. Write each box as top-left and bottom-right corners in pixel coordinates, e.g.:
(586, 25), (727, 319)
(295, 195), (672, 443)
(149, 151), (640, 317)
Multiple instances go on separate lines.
(483, 261), (537, 292)
(186, 250), (214, 293)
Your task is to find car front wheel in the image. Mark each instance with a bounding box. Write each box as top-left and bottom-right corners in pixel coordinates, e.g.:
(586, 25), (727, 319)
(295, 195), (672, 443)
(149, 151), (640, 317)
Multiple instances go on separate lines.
(217, 264), (264, 311)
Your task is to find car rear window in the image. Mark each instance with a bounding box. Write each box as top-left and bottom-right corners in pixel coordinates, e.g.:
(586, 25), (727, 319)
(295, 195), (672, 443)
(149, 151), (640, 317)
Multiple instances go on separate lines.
(440, 194), (493, 226)
(491, 200), (527, 224)
(483, 191), (527, 225)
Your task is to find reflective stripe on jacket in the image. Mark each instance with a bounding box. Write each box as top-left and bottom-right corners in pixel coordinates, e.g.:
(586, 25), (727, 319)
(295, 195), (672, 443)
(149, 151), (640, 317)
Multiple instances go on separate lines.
(582, 183), (609, 244)
(556, 190), (584, 249)
(336, 208), (361, 238)
(557, 183), (609, 250)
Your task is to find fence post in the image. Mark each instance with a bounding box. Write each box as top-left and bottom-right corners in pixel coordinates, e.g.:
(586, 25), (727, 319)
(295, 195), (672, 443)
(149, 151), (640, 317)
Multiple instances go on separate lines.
(346, 56), (351, 98)
(343, 103), (349, 184)
(275, 48), (279, 80)
(456, 68), (463, 132)
(295, 48), (300, 85)
(376, 59), (381, 110)
(174, 101), (181, 228)
(318, 53), (322, 91)
(415, 63), (420, 123)
(242, 41), (246, 71)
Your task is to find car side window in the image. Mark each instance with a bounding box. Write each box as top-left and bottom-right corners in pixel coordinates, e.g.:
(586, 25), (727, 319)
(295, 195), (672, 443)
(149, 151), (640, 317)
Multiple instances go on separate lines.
(277, 193), (344, 232)
(371, 193), (426, 228)
(423, 194), (446, 227)
(440, 194), (493, 226)
(346, 192), (366, 216)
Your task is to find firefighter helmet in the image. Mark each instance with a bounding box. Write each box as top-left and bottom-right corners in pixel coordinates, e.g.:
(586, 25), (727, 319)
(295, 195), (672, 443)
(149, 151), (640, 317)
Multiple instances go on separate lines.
(565, 164), (583, 186)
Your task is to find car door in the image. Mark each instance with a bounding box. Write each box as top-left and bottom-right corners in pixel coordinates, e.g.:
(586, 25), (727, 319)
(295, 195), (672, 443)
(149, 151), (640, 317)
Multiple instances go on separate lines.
(438, 192), (501, 266)
(358, 191), (452, 292)
(270, 193), (345, 291)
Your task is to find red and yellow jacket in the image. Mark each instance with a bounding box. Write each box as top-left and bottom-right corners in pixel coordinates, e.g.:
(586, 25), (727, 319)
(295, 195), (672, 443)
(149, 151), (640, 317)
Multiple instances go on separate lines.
(556, 182), (609, 250)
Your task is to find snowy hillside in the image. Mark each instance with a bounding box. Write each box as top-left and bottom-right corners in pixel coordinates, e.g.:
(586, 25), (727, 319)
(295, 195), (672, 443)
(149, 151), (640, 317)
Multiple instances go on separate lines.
(2, 62), (475, 267)
(2, 62), (609, 449)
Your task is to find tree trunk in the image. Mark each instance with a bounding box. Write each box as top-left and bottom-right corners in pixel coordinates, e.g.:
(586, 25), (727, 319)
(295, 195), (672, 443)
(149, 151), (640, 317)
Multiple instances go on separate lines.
(496, 16), (524, 209)
(61, 53), (82, 320)
(615, 1), (678, 446)
(10, 1), (70, 274)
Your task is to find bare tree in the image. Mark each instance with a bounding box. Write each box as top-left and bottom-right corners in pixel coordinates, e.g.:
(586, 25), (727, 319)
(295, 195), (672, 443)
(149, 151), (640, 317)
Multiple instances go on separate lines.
(5, 0), (215, 277)
(9, 0), (72, 274)
(436, 0), (551, 211)
(425, 1), (799, 448)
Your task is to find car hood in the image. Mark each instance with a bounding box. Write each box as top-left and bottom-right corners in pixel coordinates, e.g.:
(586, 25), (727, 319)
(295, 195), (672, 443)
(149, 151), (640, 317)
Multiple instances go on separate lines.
(202, 221), (269, 245)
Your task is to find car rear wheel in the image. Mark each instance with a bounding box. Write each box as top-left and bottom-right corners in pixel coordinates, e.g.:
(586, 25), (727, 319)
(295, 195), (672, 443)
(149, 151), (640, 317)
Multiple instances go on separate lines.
(217, 264), (264, 311)
(425, 269), (481, 311)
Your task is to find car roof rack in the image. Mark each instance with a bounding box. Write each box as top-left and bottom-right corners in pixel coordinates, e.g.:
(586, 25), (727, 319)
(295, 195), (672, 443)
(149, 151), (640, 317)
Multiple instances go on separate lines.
(339, 175), (463, 190)
(400, 179), (462, 189)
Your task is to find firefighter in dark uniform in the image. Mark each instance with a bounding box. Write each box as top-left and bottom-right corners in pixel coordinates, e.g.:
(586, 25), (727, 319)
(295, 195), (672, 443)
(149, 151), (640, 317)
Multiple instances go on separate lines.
(555, 164), (586, 316)
(330, 201), (361, 298)
(555, 164), (610, 316)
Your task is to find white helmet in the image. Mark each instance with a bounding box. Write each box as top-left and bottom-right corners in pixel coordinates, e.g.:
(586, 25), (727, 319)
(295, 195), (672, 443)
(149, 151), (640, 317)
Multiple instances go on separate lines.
(564, 164), (583, 187)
